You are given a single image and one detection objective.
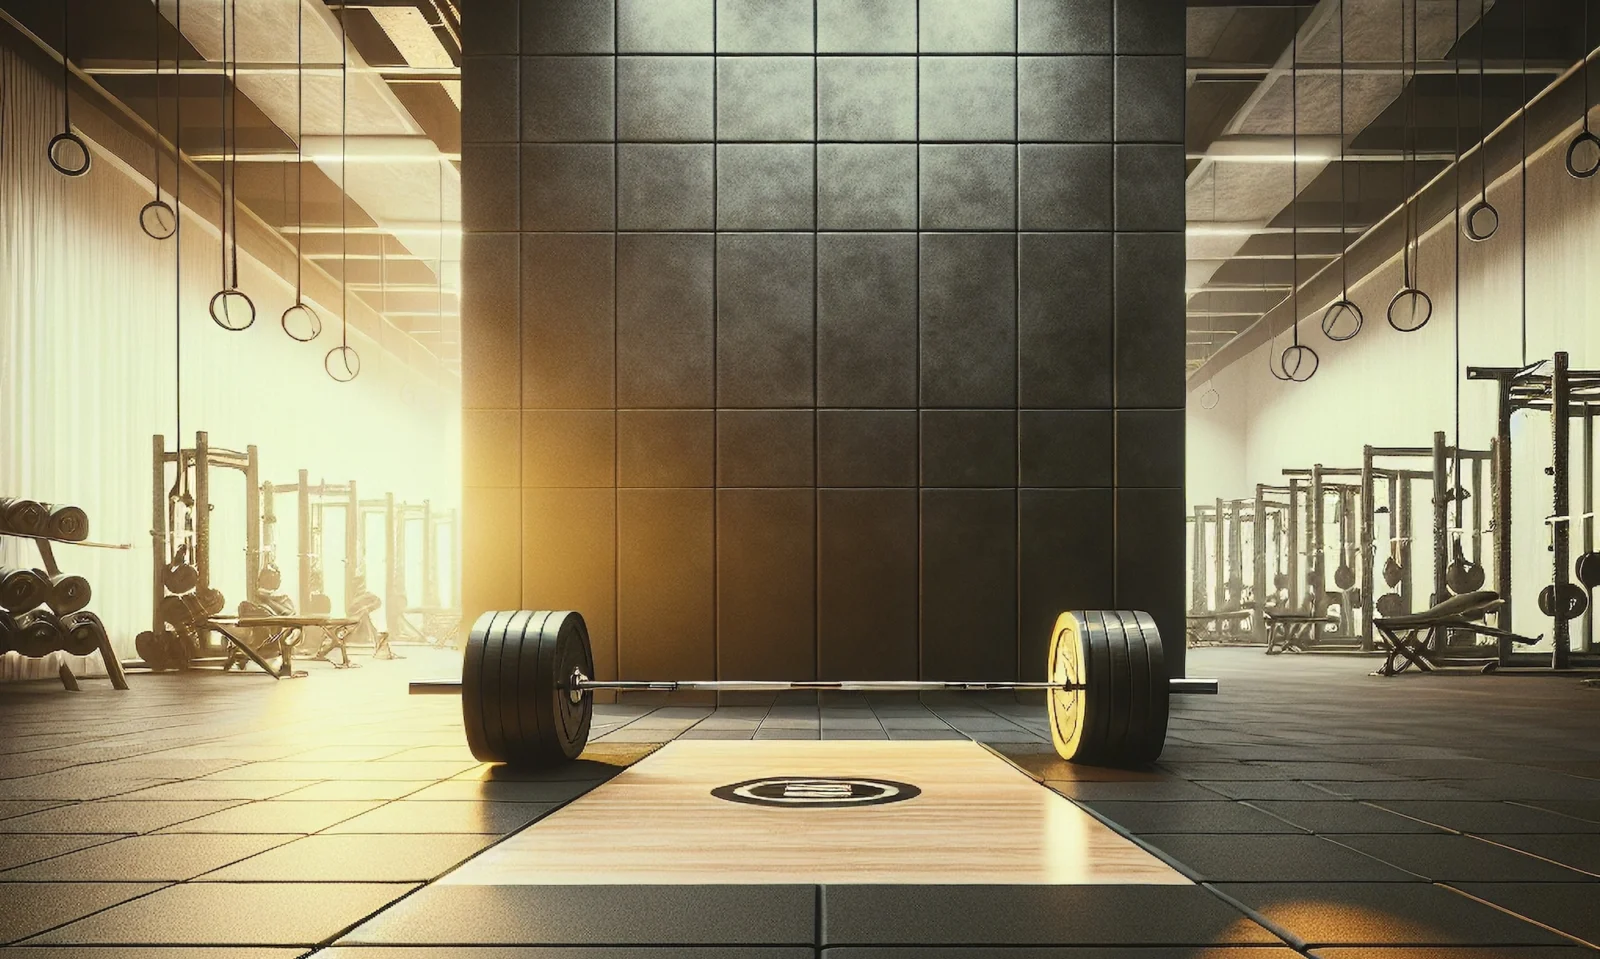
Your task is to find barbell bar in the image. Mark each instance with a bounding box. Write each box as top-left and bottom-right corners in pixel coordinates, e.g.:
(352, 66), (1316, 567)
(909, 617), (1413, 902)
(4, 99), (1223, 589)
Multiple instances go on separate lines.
(414, 608), (1219, 771)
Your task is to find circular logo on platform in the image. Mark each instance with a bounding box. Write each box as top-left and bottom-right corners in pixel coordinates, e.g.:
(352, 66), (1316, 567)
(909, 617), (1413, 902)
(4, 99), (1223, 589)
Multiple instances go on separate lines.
(711, 776), (921, 808)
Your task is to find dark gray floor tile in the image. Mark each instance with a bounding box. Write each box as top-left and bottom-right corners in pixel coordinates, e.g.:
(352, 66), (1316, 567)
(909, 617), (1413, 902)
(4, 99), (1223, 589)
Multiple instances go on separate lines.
(0, 802), (65, 821)
(824, 951), (1303, 959)
(319, 950), (812, 959)
(0, 834), (117, 872)
(1480, 833), (1600, 875)
(1143, 834), (1418, 882)
(0, 834), (292, 881)
(0, 883), (164, 944)
(196, 834), (497, 882)
(322, 801), (559, 835)
(1212, 882), (1570, 947)
(1196, 782), (1343, 801)
(158, 801), (382, 834)
(1452, 883), (1600, 944)
(1312, 949), (1596, 958)
(1330, 834), (1593, 882)
(340, 885), (816, 944)
(0, 801), (243, 835)
(1371, 801), (1600, 834)
(401, 780), (595, 803)
(1305, 781), (1488, 802)
(1517, 799), (1600, 822)
(820, 885), (1279, 945)
(27, 883), (415, 946)
(1044, 780), (1225, 802)
(1080, 801), (1306, 834)
(0, 947), (310, 958)
(1247, 801), (1449, 835)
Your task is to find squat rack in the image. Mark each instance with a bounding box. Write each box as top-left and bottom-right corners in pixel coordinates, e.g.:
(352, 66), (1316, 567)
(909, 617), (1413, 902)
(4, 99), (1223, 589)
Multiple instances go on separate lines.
(1468, 352), (1600, 667)
(261, 472), (360, 616)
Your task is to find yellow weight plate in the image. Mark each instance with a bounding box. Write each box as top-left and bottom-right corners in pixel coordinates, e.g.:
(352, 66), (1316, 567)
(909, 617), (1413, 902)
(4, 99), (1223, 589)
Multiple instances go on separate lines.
(1046, 611), (1089, 762)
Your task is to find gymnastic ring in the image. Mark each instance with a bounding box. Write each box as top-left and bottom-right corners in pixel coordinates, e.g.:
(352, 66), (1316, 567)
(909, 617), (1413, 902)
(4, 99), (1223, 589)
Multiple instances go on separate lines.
(325, 344), (361, 382)
(1464, 198), (1499, 242)
(280, 301), (323, 343)
(1320, 298), (1364, 342)
(47, 131), (91, 177)
(1280, 344), (1319, 383)
(139, 199), (177, 240)
(1386, 286), (1432, 333)
(209, 288), (257, 331)
(1200, 387), (1219, 410)
(1567, 128), (1600, 179)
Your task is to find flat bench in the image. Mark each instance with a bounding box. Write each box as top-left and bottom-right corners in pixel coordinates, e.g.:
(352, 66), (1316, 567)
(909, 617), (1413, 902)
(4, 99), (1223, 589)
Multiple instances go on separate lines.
(1371, 590), (1539, 675)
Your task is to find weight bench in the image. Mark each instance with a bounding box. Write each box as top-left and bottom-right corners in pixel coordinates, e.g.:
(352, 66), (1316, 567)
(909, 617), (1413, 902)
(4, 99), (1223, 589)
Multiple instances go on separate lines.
(1263, 611), (1337, 654)
(207, 615), (361, 677)
(1371, 590), (1538, 675)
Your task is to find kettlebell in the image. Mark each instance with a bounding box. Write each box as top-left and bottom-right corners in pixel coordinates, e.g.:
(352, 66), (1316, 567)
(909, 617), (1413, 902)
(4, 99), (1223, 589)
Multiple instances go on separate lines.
(1383, 554), (1403, 588)
(1375, 592), (1405, 618)
(164, 544), (198, 594)
(1445, 538), (1486, 595)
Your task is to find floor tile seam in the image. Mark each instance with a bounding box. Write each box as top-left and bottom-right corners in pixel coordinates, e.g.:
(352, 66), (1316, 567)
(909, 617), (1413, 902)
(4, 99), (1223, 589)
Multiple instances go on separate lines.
(1467, 835), (1600, 880)
(0, 834), (131, 878)
(6, 880), (179, 947)
(1507, 799), (1600, 825)
(1436, 881), (1600, 950)
(159, 833), (320, 883)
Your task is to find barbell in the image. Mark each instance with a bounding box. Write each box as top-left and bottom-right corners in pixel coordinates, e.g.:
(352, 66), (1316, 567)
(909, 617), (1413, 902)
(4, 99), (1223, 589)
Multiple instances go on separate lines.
(412, 609), (1218, 770)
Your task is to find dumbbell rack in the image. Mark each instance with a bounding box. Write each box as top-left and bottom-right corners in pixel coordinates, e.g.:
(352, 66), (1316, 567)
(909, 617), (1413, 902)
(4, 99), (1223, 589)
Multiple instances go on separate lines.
(0, 529), (129, 691)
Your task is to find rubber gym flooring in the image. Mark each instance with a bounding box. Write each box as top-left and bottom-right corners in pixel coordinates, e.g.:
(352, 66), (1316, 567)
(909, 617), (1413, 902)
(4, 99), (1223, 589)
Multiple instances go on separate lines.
(0, 649), (1598, 956)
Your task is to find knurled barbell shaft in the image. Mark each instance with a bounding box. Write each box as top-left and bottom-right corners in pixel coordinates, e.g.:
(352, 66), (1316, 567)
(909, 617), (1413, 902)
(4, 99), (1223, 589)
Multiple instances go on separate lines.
(408, 676), (1219, 695)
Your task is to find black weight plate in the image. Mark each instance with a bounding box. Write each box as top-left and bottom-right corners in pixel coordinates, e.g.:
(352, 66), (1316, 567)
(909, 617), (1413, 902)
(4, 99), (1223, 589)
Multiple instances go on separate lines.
(1116, 611), (1151, 766)
(0, 612), (16, 654)
(1102, 611), (1133, 761)
(479, 612), (517, 761)
(1081, 612), (1114, 764)
(1132, 611), (1170, 764)
(59, 612), (103, 657)
(510, 610), (551, 766)
(551, 612), (595, 760)
(499, 609), (537, 766)
(461, 610), (505, 762)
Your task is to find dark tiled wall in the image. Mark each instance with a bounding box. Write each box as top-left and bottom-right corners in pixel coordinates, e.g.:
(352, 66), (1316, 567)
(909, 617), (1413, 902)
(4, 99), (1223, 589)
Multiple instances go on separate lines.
(461, 0), (1186, 682)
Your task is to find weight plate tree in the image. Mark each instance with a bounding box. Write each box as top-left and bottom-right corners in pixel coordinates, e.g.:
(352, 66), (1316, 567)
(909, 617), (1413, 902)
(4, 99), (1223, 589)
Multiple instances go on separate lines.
(420, 609), (1216, 770)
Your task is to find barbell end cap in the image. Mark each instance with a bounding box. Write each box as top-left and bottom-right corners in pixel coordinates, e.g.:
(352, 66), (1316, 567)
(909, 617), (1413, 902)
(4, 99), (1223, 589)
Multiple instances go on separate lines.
(409, 680), (463, 695)
(1169, 678), (1220, 695)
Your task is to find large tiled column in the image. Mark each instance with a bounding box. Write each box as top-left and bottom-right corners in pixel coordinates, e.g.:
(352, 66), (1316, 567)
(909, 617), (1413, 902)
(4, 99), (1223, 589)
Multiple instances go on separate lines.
(461, 0), (1186, 681)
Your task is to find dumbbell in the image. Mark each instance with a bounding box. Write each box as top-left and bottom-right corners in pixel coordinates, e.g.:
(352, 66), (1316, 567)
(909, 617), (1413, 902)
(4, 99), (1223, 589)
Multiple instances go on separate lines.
(413, 609), (1219, 771)
(45, 573), (91, 615)
(59, 611), (107, 658)
(13, 610), (63, 658)
(0, 567), (48, 612)
(0, 498), (46, 536)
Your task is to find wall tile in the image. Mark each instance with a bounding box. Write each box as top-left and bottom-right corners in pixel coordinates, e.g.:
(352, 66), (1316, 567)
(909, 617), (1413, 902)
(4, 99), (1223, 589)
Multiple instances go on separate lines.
(618, 489), (715, 678)
(463, 409), (520, 488)
(1115, 144), (1185, 232)
(920, 144), (1015, 231)
(521, 57), (615, 141)
(1019, 0), (1111, 54)
(919, 0), (1015, 53)
(817, 410), (917, 487)
(617, 57), (715, 141)
(618, 0), (715, 53)
(1019, 232), (1111, 408)
(717, 233), (814, 407)
(1019, 488), (1115, 679)
(1114, 55), (1184, 142)
(717, 0), (814, 53)
(463, 487), (522, 626)
(618, 410), (715, 487)
(919, 57), (1015, 141)
(817, 145), (917, 230)
(817, 57), (916, 141)
(717, 489), (816, 679)
(817, 0), (916, 53)
(818, 490), (918, 679)
(1116, 487), (1186, 678)
(523, 488), (617, 680)
(1019, 144), (1111, 231)
(1115, 232), (1185, 408)
(1019, 57), (1111, 142)
(1115, 0), (1185, 55)
(462, 57), (518, 142)
(817, 232), (917, 407)
(465, 0), (518, 56)
(522, 410), (616, 487)
(460, 233), (520, 410)
(521, 144), (615, 232)
(461, 143), (519, 233)
(717, 57), (816, 141)
(617, 144), (715, 230)
(1020, 410), (1113, 487)
(617, 233), (715, 407)
(717, 144), (816, 231)
(921, 410), (1016, 487)
(718, 410), (814, 487)
(921, 489), (1017, 680)
(521, 0), (616, 54)
(520, 233), (614, 409)
(919, 233), (1016, 408)
(1117, 409), (1185, 488)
